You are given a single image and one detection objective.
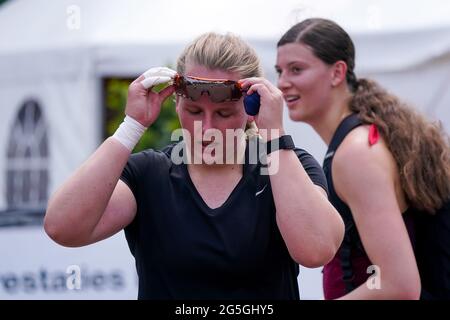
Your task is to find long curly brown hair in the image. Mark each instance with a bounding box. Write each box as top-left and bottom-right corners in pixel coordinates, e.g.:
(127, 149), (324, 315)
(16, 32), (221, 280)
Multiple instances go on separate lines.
(278, 18), (450, 213)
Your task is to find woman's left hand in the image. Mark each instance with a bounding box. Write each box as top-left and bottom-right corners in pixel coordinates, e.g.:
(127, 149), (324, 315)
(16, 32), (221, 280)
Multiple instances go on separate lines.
(239, 77), (285, 141)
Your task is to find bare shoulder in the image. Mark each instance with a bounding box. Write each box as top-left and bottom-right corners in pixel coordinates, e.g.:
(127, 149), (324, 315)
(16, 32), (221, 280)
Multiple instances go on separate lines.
(334, 125), (395, 171)
(332, 125), (398, 203)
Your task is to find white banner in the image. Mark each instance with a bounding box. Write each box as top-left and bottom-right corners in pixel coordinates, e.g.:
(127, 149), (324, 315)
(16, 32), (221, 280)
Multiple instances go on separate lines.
(0, 227), (138, 300)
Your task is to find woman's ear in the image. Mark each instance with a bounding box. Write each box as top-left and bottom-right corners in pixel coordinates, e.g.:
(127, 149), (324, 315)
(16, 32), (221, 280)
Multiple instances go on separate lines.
(331, 61), (348, 87)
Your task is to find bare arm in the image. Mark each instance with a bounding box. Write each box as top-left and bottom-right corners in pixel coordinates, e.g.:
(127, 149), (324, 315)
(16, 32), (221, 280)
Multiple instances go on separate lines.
(239, 77), (344, 267)
(268, 148), (344, 267)
(44, 138), (135, 247)
(334, 129), (421, 300)
(44, 75), (175, 247)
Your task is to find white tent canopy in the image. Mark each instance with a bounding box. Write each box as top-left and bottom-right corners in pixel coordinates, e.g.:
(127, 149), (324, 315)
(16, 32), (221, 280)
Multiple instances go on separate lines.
(0, 0), (449, 300)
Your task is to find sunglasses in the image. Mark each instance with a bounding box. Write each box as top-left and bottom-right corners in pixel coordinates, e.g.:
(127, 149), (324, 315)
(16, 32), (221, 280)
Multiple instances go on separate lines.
(174, 75), (244, 103)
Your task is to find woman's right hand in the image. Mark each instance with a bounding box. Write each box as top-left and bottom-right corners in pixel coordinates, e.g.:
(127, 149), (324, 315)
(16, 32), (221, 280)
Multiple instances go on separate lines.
(125, 75), (175, 127)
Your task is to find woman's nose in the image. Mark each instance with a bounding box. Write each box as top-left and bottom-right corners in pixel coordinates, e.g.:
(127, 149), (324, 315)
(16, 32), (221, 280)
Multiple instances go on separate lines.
(201, 114), (214, 134)
(277, 72), (292, 90)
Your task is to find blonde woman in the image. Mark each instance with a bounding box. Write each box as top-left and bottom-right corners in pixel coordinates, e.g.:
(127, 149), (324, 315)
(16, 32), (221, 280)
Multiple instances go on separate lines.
(44, 32), (344, 299)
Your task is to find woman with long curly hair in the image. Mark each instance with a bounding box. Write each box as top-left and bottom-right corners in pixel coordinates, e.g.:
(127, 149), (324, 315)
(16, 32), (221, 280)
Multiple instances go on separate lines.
(276, 18), (450, 299)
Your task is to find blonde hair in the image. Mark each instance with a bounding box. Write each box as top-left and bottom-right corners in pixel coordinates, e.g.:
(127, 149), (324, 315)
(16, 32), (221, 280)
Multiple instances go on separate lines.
(177, 32), (263, 79)
(177, 32), (262, 138)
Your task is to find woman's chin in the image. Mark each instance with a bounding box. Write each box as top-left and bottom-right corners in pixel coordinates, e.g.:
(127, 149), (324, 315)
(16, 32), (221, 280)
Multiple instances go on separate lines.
(288, 108), (307, 122)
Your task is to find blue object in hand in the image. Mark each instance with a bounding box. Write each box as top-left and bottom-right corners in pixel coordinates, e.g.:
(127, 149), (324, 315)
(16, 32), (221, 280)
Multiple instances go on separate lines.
(243, 92), (260, 116)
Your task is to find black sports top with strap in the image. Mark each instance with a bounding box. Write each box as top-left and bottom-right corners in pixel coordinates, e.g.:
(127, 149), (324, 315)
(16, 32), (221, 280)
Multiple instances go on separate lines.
(322, 113), (416, 299)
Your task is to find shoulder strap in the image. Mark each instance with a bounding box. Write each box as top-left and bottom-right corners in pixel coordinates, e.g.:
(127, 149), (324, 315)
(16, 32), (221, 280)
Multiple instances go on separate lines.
(324, 113), (363, 294)
(324, 113), (363, 162)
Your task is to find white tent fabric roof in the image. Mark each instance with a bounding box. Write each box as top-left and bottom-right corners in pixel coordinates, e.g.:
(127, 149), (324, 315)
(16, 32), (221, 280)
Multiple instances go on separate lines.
(0, 0), (449, 164)
(353, 28), (450, 72)
(1, 0), (450, 73)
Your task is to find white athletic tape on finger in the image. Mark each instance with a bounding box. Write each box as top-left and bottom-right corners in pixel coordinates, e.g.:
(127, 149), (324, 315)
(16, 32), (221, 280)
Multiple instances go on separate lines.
(141, 67), (177, 89)
(141, 76), (172, 89)
(143, 67), (177, 78)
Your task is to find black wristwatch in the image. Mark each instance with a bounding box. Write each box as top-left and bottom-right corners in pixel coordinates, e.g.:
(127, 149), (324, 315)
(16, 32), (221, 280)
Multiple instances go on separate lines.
(266, 135), (295, 154)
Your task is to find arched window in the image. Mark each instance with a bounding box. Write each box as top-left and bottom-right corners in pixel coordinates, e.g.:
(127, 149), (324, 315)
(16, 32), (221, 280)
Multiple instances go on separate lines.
(6, 99), (49, 209)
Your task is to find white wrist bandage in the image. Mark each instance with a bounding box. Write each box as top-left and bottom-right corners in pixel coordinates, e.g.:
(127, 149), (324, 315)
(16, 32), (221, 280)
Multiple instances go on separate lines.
(112, 115), (147, 151)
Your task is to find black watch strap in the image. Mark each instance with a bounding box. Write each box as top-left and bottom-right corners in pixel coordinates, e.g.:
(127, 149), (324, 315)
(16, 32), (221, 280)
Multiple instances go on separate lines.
(266, 135), (295, 154)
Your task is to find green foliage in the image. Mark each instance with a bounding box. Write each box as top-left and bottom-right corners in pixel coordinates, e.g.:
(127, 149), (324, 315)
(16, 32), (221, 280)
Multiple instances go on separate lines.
(104, 77), (180, 153)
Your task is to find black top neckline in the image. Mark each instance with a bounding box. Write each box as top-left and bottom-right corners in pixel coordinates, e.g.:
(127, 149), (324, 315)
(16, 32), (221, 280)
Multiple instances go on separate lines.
(168, 139), (259, 213)
(181, 162), (250, 213)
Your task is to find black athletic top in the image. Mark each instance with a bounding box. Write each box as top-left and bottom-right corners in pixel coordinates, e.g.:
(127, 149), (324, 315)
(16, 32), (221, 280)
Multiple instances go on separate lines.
(120, 141), (328, 299)
(322, 113), (416, 299)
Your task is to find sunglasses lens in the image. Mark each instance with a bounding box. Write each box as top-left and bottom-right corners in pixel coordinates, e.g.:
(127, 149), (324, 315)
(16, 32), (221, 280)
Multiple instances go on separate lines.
(185, 85), (203, 101)
(210, 84), (243, 102)
(176, 77), (242, 102)
(209, 87), (233, 103)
